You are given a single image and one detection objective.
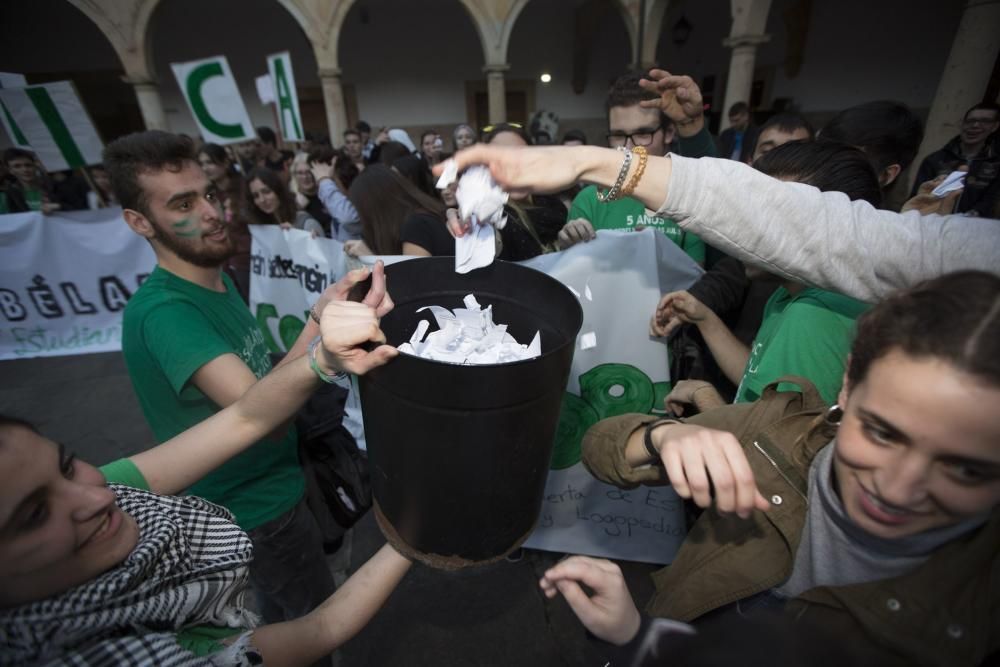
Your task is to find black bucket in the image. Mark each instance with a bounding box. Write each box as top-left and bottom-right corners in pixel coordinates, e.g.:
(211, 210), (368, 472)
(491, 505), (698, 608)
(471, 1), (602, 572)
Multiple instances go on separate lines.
(358, 257), (583, 569)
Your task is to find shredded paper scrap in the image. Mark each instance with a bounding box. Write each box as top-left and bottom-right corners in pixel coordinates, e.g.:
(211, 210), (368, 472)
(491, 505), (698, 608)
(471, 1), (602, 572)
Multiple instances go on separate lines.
(398, 295), (541, 365)
(436, 160), (509, 274)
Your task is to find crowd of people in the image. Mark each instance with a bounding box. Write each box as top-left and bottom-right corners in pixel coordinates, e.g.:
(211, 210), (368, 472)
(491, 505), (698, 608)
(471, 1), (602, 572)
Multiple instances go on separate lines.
(1, 65), (999, 667)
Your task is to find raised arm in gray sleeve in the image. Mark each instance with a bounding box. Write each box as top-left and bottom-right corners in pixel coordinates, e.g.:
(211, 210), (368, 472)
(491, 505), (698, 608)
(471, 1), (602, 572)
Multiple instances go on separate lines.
(658, 155), (1000, 303)
(317, 178), (360, 225)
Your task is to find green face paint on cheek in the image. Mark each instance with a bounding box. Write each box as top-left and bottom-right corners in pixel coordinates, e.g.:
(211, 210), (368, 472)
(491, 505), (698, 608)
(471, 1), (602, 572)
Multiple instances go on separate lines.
(172, 218), (200, 237)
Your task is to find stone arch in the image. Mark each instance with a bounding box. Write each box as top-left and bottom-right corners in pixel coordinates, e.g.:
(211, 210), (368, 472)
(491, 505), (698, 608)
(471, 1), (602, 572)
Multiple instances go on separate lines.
(145, 0), (322, 137)
(610, 0), (639, 64)
(639, 0), (670, 68)
(455, 0), (532, 65)
(608, 0), (671, 69)
(67, 0), (162, 80)
(65, 0), (166, 129)
(272, 0), (357, 69)
(337, 0), (487, 129)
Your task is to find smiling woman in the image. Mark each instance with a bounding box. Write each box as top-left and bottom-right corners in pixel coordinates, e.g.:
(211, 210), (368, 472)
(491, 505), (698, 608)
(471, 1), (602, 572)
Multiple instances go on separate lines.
(576, 270), (1000, 666)
(0, 271), (409, 667)
(245, 167), (324, 237)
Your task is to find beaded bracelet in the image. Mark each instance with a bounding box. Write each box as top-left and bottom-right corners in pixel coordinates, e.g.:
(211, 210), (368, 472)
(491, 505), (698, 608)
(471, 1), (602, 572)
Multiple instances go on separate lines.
(597, 146), (632, 203)
(308, 336), (346, 383)
(620, 146), (648, 198)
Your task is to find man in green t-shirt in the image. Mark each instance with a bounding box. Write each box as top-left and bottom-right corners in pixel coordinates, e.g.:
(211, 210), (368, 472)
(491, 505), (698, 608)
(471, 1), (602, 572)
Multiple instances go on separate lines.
(105, 130), (338, 627)
(560, 72), (715, 265)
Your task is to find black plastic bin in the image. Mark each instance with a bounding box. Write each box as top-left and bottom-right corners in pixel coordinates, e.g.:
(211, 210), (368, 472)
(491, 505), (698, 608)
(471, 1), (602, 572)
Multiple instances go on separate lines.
(358, 257), (583, 568)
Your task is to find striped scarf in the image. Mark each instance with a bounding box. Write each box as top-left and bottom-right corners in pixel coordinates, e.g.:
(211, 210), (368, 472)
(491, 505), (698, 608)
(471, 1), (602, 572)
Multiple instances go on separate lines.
(1, 484), (256, 666)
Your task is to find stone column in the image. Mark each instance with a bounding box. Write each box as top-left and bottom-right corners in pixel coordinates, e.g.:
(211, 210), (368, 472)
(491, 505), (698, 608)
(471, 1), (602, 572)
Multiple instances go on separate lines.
(719, 34), (770, 130)
(127, 79), (168, 131)
(484, 64), (510, 125)
(909, 0), (1000, 190)
(318, 68), (348, 142)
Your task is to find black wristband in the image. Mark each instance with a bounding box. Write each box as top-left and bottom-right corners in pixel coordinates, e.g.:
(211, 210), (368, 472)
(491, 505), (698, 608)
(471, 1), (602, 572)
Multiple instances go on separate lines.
(643, 419), (676, 462)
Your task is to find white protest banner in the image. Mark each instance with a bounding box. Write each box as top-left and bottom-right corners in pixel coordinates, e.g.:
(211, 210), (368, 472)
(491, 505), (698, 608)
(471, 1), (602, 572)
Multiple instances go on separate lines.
(171, 56), (254, 145)
(0, 209), (155, 360)
(0, 81), (103, 171)
(267, 52), (304, 142)
(0, 73), (31, 149)
(250, 228), (702, 564)
(0, 73), (27, 88)
(518, 232), (701, 563)
(248, 225), (352, 352)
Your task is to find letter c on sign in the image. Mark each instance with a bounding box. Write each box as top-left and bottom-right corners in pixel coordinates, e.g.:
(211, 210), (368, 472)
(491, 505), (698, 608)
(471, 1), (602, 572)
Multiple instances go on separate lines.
(186, 62), (244, 139)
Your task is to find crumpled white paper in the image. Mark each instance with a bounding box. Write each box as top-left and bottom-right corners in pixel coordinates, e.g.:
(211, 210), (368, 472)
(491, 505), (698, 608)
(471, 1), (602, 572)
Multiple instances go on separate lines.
(437, 160), (509, 274)
(931, 170), (966, 197)
(397, 294), (541, 365)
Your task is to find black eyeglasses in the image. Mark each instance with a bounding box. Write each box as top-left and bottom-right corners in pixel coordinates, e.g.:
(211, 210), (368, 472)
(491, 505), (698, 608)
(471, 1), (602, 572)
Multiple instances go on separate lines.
(606, 127), (662, 148)
(963, 116), (998, 127)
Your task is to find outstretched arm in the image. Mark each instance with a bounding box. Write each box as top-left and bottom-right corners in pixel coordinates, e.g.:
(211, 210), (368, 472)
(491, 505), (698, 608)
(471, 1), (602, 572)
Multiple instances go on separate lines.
(250, 544), (412, 667)
(129, 296), (398, 496)
(441, 136), (1000, 302)
(190, 263), (393, 415)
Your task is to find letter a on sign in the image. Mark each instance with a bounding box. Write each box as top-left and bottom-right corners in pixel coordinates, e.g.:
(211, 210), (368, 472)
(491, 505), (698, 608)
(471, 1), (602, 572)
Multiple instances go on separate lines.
(267, 52), (304, 142)
(171, 56), (254, 145)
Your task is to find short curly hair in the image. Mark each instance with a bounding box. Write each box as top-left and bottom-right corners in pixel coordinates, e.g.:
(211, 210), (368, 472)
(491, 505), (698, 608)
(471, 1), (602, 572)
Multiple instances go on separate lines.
(103, 131), (197, 215)
(605, 72), (670, 130)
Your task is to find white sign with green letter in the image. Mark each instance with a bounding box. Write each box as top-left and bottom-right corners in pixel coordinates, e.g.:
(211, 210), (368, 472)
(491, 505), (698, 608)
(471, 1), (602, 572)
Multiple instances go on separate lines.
(266, 51), (304, 142)
(171, 56), (254, 145)
(0, 81), (103, 171)
(0, 72), (31, 150)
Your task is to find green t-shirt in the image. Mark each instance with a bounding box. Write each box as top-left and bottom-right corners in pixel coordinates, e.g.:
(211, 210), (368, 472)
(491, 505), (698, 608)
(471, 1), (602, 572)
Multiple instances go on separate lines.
(568, 185), (705, 264)
(23, 187), (43, 211)
(99, 458), (244, 656)
(735, 286), (869, 405)
(121, 266), (303, 530)
(100, 458), (149, 489)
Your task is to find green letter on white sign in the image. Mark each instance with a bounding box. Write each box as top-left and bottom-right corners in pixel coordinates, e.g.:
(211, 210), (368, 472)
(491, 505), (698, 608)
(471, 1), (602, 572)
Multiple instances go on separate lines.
(267, 52), (304, 142)
(171, 56), (254, 145)
(0, 81), (104, 171)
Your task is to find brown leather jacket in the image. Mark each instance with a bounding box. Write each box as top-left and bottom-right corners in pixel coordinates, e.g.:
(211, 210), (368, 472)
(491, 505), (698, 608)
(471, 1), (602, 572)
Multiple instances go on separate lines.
(582, 378), (1000, 667)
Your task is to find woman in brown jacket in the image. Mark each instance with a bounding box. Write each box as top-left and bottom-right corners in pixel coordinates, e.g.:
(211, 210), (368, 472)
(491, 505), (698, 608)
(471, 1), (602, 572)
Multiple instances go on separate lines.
(541, 271), (1000, 667)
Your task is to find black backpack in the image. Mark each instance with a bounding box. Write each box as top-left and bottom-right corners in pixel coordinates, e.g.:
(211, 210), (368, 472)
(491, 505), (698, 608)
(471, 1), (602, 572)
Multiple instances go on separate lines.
(295, 382), (372, 551)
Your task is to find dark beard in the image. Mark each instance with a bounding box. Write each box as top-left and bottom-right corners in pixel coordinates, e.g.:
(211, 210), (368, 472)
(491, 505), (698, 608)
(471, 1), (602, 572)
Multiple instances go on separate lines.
(150, 220), (237, 268)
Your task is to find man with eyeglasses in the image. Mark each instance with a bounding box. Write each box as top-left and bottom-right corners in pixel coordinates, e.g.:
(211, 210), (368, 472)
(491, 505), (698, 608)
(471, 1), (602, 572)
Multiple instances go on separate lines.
(912, 103), (1000, 216)
(561, 72), (716, 265)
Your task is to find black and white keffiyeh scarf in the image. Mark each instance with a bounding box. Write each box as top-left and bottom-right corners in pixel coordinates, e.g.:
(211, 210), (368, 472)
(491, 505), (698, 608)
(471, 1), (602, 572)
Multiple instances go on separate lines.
(1, 484), (257, 666)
